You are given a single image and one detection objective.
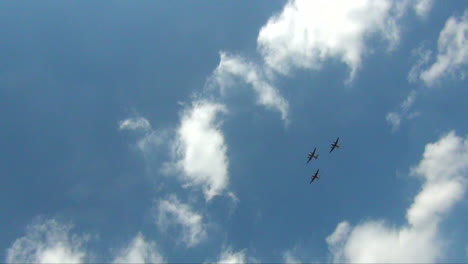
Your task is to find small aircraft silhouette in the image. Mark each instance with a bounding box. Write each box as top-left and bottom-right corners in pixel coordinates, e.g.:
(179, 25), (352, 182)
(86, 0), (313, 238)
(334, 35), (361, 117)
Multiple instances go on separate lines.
(306, 147), (319, 163)
(310, 169), (320, 184)
(330, 137), (340, 153)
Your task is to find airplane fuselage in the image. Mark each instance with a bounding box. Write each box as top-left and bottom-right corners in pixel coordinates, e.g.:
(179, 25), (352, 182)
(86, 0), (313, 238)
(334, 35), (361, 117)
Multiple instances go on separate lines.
(310, 169), (320, 183)
(307, 148), (319, 163)
(330, 138), (340, 153)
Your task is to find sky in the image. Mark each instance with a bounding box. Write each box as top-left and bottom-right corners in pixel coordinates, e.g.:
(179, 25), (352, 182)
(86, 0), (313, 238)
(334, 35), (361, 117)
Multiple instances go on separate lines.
(1, 0), (467, 263)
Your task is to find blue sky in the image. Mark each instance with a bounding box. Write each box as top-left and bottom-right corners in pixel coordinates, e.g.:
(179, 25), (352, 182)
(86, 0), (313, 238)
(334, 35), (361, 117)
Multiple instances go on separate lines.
(1, 1), (467, 263)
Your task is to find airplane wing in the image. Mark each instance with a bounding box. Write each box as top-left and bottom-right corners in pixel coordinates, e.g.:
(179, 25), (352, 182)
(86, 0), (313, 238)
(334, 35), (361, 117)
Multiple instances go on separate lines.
(330, 145), (335, 153)
(306, 156), (312, 163)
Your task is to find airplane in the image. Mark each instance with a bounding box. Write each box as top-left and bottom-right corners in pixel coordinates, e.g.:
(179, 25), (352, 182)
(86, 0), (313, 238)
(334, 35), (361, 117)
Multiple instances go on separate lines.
(306, 147), (319, 163)
(329, 137), (340, 153)
(310, 169), (320, 183)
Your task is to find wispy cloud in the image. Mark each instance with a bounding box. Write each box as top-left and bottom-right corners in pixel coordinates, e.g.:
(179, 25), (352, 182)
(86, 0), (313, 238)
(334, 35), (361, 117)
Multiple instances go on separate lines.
(5, 218), (88, 264)
(282, 248), (302, 264)
(5, 217), (165, 264)
(413, 0), (433, 18)
(408, 42), (433, 83)
(112, 232), (164, 264)
(257, 0), (424, 83)
(395, 0), (433, 19)
(214, 247), (247, 264)
(326, 131), (468, 263)
(118, 117), (152, 132)
(416, 10), (468, 86)
(118, 116), (165, 154)
(466, 245), (468, 260)
(164, 100), (230, 201)
(385, 112), (402, 132)
(156, 195), (207, 248)
(209, 52), (289, 122)
(386, 90), (419, 132)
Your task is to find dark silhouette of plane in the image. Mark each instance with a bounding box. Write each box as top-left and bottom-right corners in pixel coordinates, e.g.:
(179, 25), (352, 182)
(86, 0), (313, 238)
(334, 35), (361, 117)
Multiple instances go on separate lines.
(330, 137), (340, 153)
(310, 169), (320, 183)
(306, 147), (319, 163)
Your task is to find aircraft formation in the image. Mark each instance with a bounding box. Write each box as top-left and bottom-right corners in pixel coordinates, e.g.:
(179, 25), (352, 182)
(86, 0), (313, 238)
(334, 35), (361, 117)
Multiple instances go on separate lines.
(307, 137), (340, 184)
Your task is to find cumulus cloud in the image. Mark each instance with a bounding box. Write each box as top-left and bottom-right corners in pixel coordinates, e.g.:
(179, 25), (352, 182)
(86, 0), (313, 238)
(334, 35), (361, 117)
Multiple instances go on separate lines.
(203, 0), (432, 127)
(156, 195), (207, 248)
(214, 247), (247, 264)
(418, 11), (468, 86)
(326, 221), (351, 248)
(413, 0), (433, 18)
(5, 218), (88, 264)
(210, 52), (289, 121)
(6, 218), (166, 264)
(407, 131), (468, 226)
(326, 131), (468, 263)
(393, 0), (433, 19)
(165, 100), (230, 201)
(386, 90), (419, 132)
(256, 0), (421, 83)
(113, 233), (164, 264)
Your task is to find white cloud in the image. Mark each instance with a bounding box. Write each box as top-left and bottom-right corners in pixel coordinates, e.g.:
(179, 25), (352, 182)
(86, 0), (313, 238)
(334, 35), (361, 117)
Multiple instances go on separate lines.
(205, 0), (432, 126)
(386, 90), (419, 132)
(328, 220), (441, 263)
(257, 0), (414, 83)
(401, 90), (417, 112)
(6, 218), (88, 264)
(326, 131), (468, 263)
(5, 218), (166, 264)
(113, 233), (164, 264)
(210, 52), (289, 121)
(156, 195), (207, 248)
(282, 249), (302, 264)
(386, 112), (402, 132)
(393, 0), (433, 19)
(407, 131), (468, 226)
(413, 0), (433, 18)
(118, 117), (151, 132)
(408, 44), (433, 83)
(166, 100), (230, 201)
(326, 221), (351, 248)
(419, 11), (468, 86)
(119, 116), (165, 154)
(135, 131), (165, 154)
(215, 248), (247, 264)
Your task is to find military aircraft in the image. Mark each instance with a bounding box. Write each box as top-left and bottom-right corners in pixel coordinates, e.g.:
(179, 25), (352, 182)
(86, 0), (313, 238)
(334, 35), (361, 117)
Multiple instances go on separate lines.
(310, 169), (320, 183)
(329, 137), (340, 153)
(306, 147), (319, 163)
